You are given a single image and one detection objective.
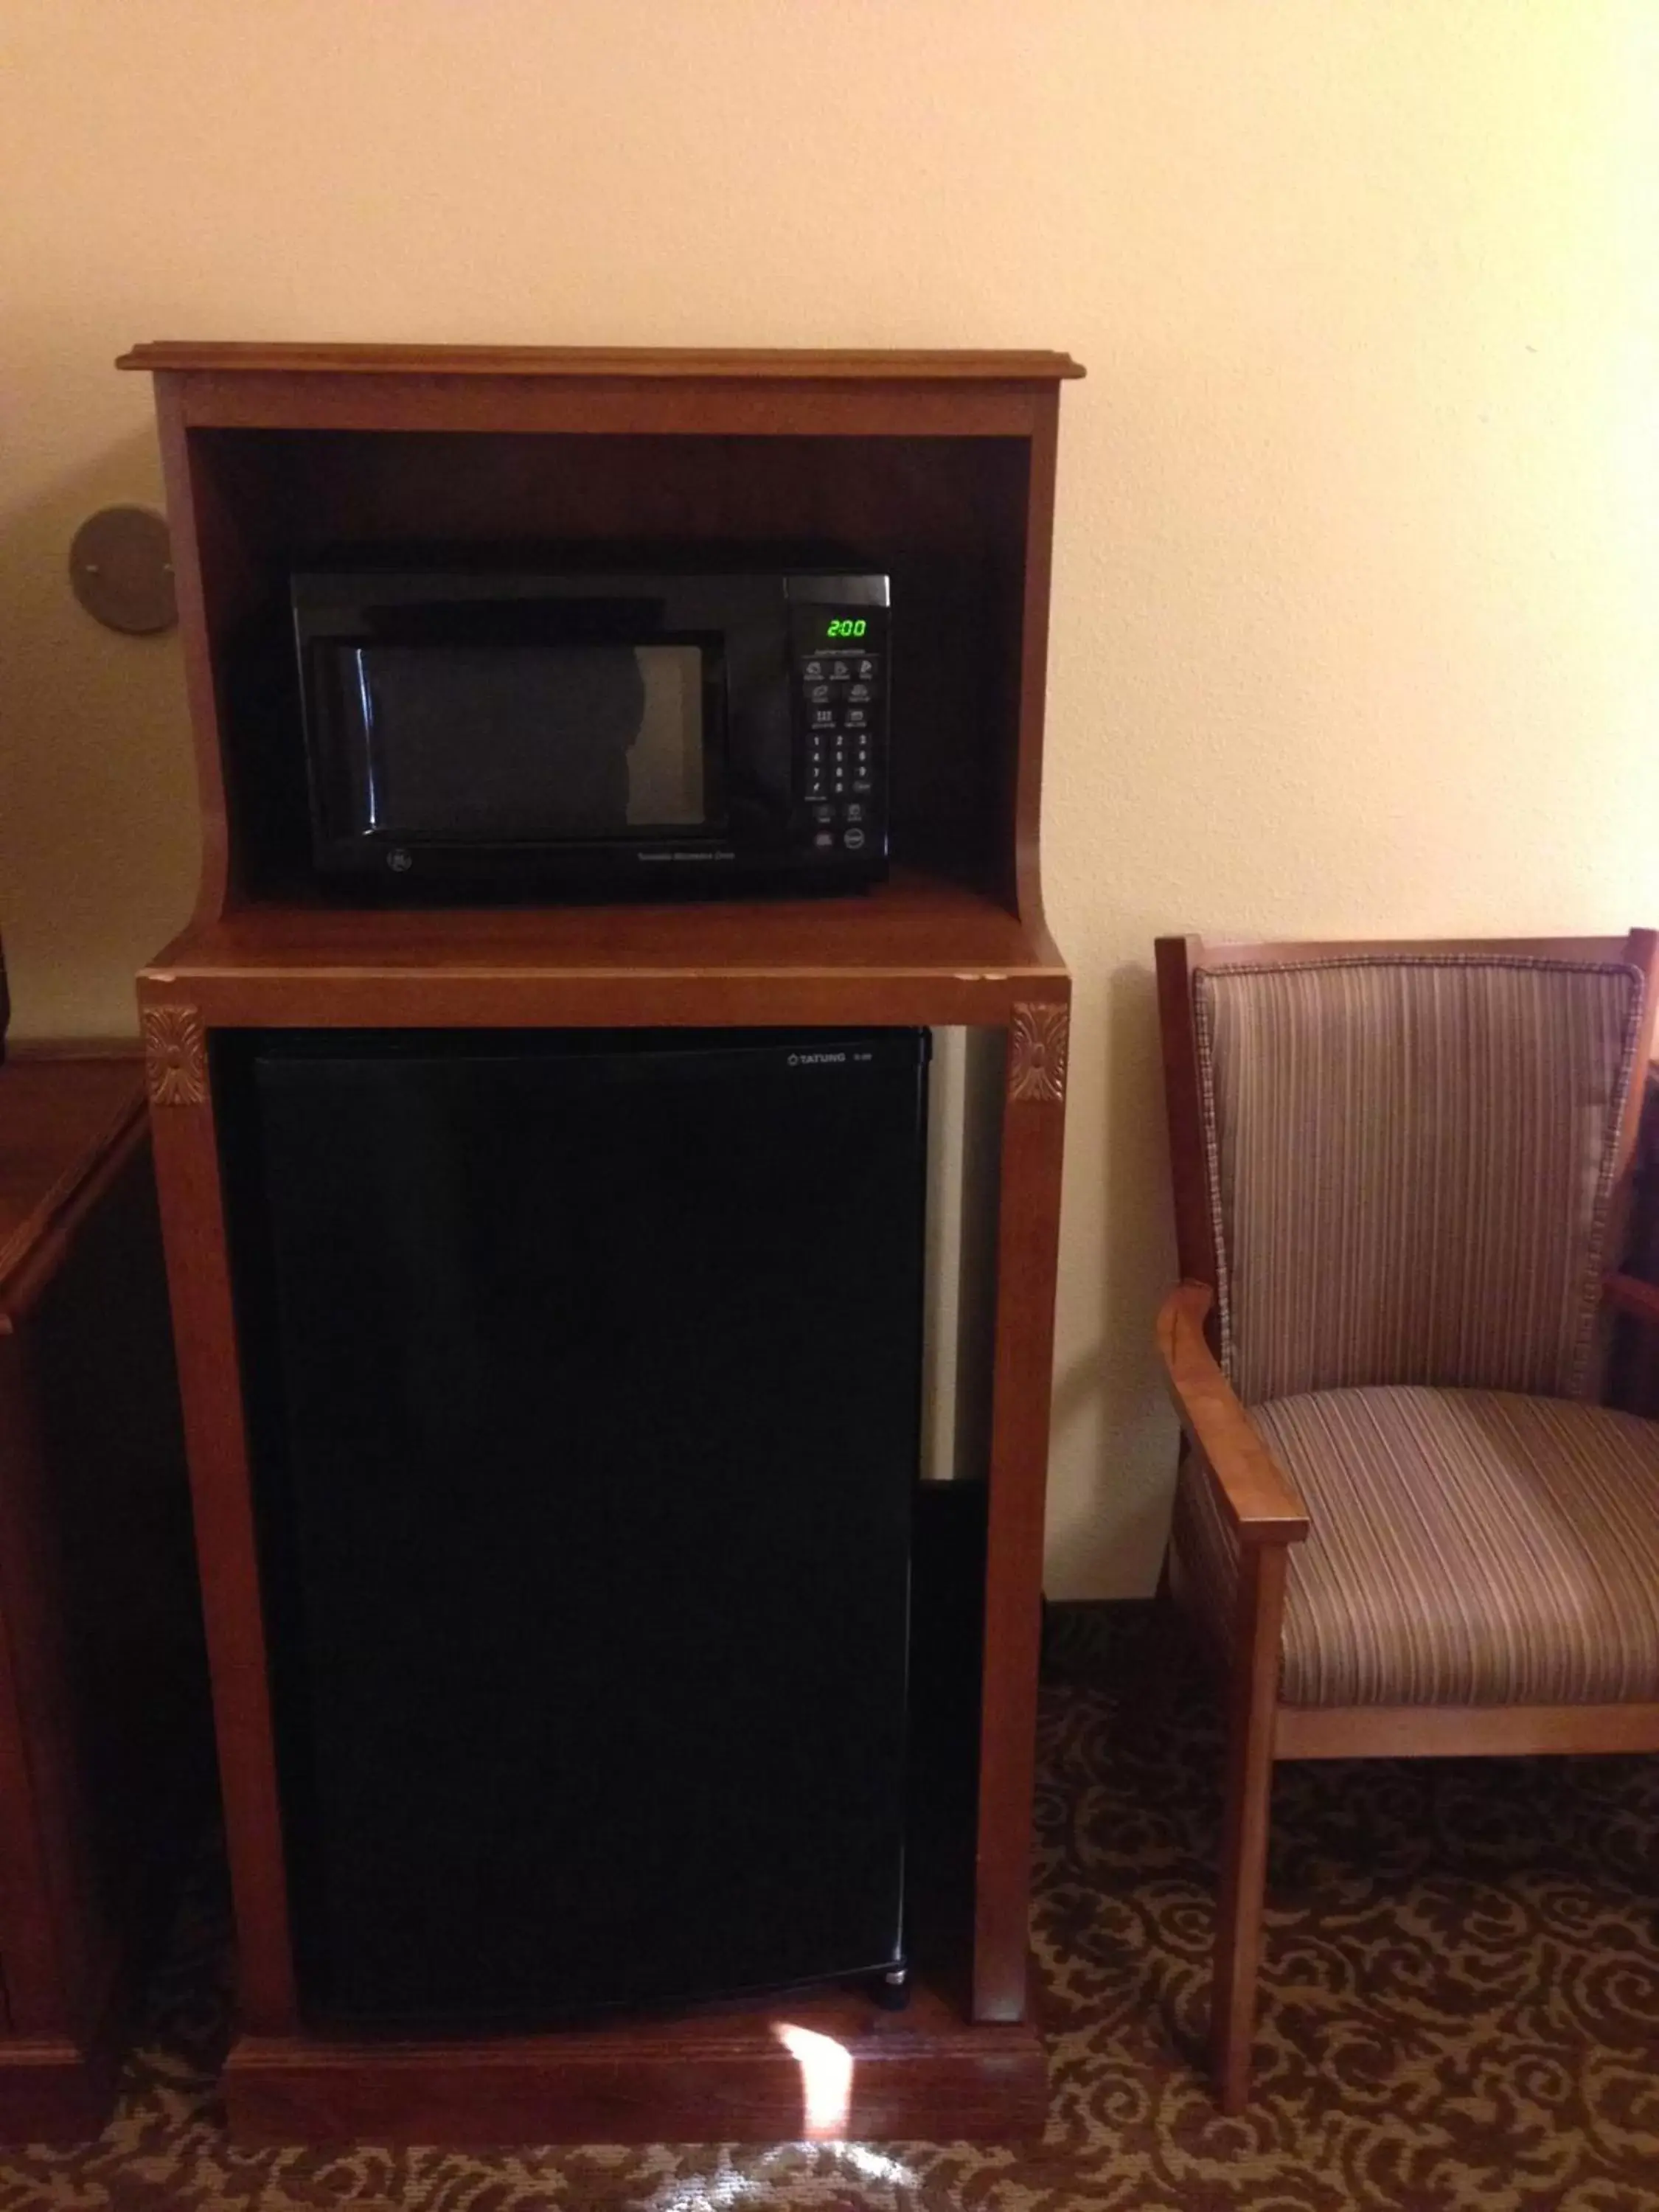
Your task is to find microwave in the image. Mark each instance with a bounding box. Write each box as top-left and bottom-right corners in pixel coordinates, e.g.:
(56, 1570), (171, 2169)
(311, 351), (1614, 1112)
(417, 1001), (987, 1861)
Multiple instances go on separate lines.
(290, 568), (891, 895)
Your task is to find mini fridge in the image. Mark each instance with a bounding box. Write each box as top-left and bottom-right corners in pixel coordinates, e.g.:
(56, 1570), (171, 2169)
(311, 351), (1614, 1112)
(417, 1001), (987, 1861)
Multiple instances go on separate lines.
(222, 1026), (928, 2029)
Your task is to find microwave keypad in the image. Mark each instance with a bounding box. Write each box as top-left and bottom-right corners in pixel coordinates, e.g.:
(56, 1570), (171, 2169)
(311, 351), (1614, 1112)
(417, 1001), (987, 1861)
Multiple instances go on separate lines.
(797, 646), (883, 841)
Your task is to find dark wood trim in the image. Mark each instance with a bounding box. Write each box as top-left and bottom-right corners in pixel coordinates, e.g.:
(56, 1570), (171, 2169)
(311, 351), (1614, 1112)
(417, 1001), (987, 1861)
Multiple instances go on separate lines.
(973, 1001), (1068, 2023)
(0, 2039), (116, 2145)
(0, 1319), (114, 2034)
(1007, 1002), (1068, 1104)
(1602, 1270), (1659, 1328)
(153, 377), (235, 925)
(142, 1005), (208, 1107)
(0, 1116), (154, 1335)
(0, 1363), (72, 2031)
(1155, 1285), (1309, 1542)
(1185, 933), (1655, 969)
(168, 376), (1059, 442)
(1010, 389), (1061, 928)
(1211, 1541), (1287, 2117)
(1153, 937), (1217, 1291)
(1601, 931), (1659, 1310)
(120, 341), (1085, 383)
(137, 874), (1067, 1035)
(0, 1041), (142, 1062)
(146, 972), (1051, 1035)
(1277, 1700), (1659, 1760)
(145, 1073), (298, 2031)
(223, 1970), (1048, 2146)
(145, 874), (1060, 970)
(0, 1086), (142, 1294)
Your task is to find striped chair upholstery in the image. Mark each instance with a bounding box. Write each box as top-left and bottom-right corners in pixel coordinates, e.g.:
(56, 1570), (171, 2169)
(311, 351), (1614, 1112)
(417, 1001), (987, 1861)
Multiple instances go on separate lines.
(1175, 1385), (1659, 1705)
(1194, 956), (1646, 1406)
(1175, 952), (1658, 1708)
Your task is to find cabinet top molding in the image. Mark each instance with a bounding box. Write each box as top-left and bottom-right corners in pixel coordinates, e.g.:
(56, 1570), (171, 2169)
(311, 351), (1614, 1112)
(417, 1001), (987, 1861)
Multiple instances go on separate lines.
(117, 341), (1085, 383)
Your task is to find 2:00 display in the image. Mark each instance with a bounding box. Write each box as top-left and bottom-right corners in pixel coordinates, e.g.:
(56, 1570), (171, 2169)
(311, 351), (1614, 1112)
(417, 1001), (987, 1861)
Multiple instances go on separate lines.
(825, 619), (868, 639)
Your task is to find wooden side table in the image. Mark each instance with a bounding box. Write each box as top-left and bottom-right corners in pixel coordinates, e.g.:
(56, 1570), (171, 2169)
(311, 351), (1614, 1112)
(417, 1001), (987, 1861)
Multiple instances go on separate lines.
(0, 1052), (209, 2139)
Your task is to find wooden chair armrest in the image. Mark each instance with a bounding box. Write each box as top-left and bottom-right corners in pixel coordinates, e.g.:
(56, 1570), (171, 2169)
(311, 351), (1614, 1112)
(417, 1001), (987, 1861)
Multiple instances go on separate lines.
(1156, 1281), (1310, 1546)
(1602, 1271), (1659, 1330)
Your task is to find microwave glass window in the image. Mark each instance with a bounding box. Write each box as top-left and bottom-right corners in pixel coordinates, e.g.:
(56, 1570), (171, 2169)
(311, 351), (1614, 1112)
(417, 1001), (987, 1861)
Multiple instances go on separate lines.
(352, 644), (708, 839)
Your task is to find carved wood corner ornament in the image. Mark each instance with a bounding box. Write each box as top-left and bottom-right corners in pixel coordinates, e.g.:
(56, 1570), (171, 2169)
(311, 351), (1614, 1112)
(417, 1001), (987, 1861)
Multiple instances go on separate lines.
(1009, 1001), (1069, 1105)
(143, 1005), (207, 1106)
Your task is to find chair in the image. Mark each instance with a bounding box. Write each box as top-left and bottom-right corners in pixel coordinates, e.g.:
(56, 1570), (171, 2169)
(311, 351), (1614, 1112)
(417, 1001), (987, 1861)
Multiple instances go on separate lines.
(1152, 931), (1659, 2111)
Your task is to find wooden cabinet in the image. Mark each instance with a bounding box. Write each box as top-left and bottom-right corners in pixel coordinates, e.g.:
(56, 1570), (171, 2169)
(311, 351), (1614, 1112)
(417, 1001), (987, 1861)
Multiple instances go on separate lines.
(0, 1054), (208, 2139)
(123, 343), (1082, 2142)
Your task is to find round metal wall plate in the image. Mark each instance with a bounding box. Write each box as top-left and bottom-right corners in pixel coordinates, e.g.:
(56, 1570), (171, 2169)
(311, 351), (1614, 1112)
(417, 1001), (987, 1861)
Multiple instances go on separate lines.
(69, 505), (176, 634)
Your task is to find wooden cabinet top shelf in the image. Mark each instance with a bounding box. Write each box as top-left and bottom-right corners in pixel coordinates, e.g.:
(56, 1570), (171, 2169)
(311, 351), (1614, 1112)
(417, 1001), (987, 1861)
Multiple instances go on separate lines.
(139, 874), (1065, 1032)
(120, 341), (1085, 384)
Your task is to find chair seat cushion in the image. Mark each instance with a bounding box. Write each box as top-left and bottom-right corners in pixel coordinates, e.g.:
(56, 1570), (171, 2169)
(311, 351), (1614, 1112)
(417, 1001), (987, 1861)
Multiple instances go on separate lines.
(1178, 1386), (1659, 1707)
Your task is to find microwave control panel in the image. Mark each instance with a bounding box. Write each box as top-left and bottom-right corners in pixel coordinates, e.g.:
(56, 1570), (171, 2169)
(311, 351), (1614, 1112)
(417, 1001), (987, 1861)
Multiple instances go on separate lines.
(787, 580), (889, 869)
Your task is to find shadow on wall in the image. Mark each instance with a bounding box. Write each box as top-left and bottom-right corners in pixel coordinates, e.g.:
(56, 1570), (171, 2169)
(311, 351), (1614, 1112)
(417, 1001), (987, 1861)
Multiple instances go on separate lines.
(0, 428), (198, 1040)
(1046, 956), (1180, 1594)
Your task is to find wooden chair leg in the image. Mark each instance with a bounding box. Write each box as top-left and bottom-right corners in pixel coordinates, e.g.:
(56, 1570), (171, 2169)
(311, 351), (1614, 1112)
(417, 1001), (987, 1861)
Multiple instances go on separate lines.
(1209, 1543), (1288, 2113)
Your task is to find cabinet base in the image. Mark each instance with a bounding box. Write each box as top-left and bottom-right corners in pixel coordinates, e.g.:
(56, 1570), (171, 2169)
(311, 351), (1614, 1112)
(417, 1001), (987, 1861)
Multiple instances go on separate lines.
(224, 1975), (1048, 2146)
(0, 2038), (116, 2144)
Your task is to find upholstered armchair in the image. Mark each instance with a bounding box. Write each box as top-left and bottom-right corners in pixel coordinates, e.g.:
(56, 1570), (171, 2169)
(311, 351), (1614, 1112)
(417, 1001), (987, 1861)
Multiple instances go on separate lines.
(1152, 932), (1659, 2111)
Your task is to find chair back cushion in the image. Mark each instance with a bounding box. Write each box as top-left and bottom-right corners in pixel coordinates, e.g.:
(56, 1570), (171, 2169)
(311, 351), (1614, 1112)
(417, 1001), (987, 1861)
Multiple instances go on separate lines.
(1194, 954), (1646, 1403)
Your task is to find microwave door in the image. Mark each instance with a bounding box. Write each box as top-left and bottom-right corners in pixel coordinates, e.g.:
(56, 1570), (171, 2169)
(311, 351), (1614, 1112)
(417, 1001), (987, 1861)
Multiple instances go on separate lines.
(721, 622), (793, 828)
(349, 636), (729, 848)
(355, 644), (642, 843)
(352, 648), (384, 833)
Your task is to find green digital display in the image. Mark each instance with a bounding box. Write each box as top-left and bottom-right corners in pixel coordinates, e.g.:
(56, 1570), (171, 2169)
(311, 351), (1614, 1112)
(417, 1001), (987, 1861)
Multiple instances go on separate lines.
(803, 611), (877, 654)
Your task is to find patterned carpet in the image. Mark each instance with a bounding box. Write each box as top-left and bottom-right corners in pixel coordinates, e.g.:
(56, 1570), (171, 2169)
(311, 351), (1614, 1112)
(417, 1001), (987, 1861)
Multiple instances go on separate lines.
(2, 1605), (1656, 2211)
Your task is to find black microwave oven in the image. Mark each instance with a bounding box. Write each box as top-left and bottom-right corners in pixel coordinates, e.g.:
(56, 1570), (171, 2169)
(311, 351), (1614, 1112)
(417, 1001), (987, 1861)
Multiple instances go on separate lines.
(290, 568), (890, 895)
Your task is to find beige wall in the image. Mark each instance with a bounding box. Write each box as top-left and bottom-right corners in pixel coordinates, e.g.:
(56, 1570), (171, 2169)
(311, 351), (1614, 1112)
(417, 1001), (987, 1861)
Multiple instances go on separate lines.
(4, 1), (1656, 1595)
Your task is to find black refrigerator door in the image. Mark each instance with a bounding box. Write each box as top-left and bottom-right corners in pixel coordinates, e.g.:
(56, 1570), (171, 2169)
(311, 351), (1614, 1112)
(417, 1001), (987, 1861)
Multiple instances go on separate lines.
(228, 1027), (927, 2028)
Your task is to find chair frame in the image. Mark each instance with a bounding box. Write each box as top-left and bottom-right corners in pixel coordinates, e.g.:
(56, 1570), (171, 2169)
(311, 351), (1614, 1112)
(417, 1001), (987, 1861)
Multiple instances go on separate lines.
(1153, 929), (1659, 2112)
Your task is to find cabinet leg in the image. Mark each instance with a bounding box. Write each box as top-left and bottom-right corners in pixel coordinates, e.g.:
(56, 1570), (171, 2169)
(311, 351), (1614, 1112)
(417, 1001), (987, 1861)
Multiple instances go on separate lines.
(973, 1001), (1068, 2023)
